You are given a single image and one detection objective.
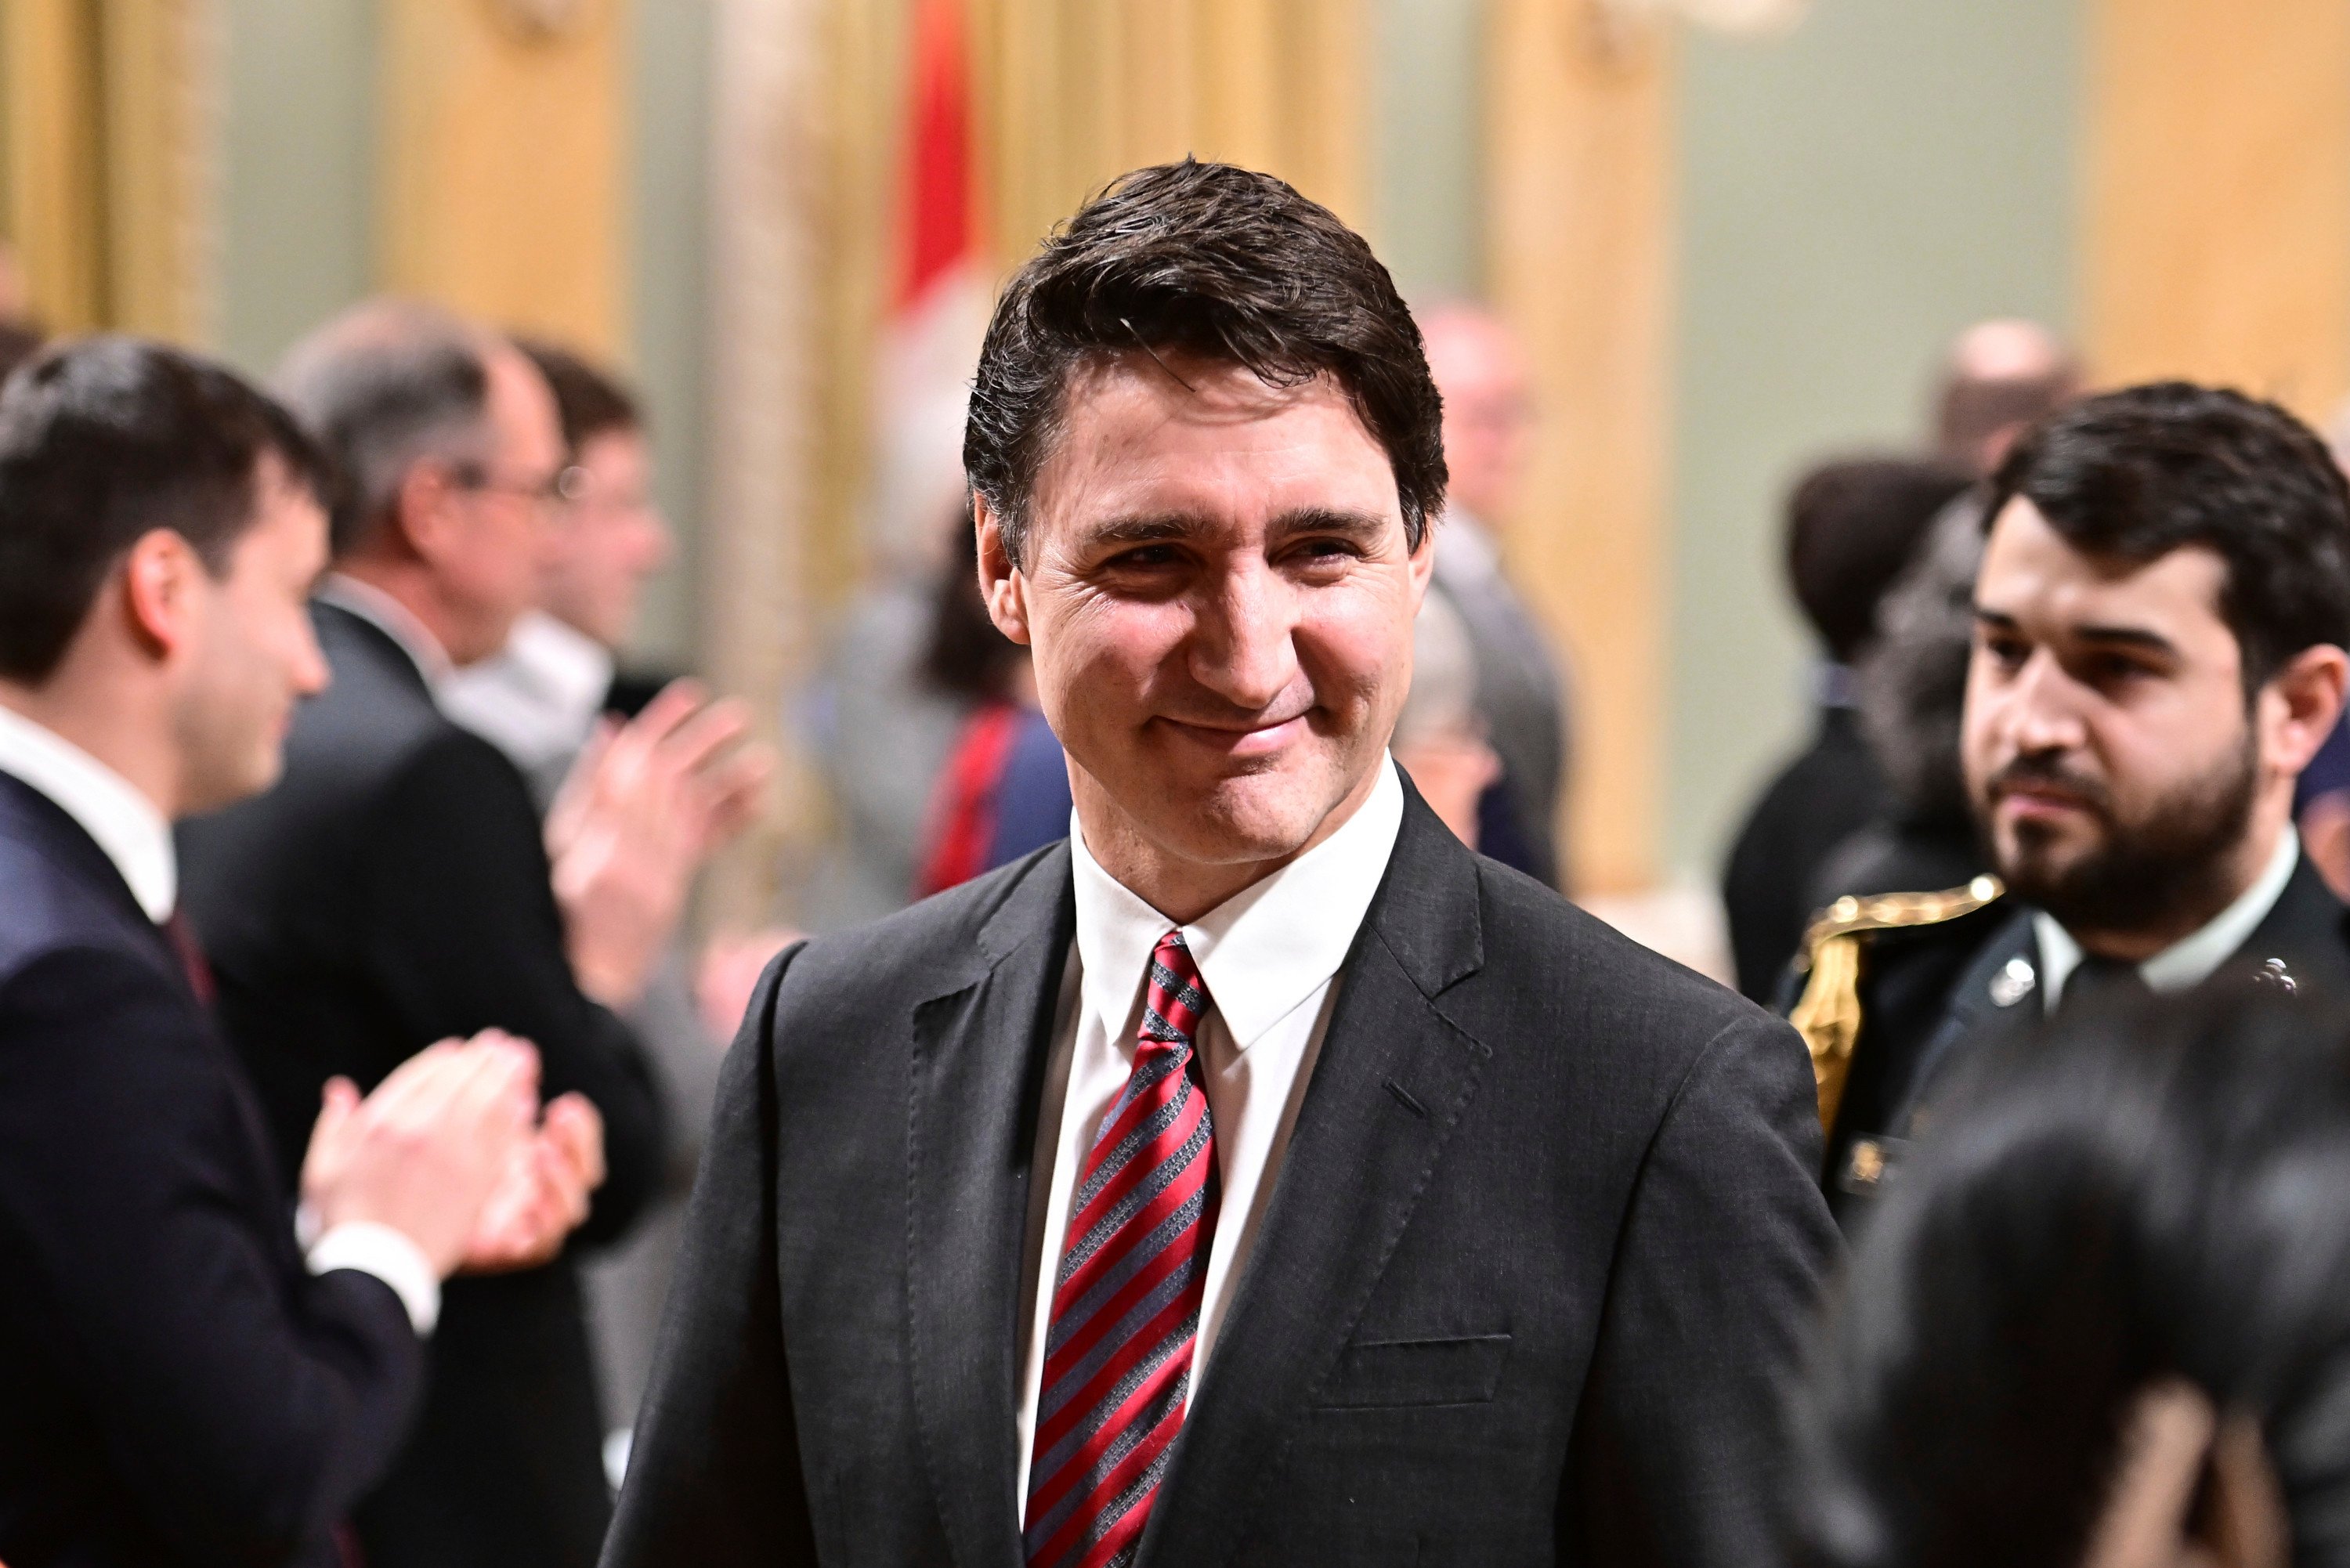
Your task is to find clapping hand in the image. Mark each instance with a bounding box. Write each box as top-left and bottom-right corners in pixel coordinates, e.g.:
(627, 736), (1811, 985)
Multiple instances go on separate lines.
(547, 681), (773, 1009)
(461, 1092), (607, 1274)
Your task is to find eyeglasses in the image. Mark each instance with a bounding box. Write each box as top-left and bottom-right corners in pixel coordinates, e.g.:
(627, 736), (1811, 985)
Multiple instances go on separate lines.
(449, 462), (566, 508)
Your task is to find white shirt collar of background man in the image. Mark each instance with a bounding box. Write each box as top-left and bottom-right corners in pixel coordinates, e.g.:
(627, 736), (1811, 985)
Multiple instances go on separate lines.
(2034, 825), (2302, 1013)
(439, 608), (616, 779)
(0, 703), (176, 921)
(315, 571), (456, 691)
(1068, 753), (1407, 1053)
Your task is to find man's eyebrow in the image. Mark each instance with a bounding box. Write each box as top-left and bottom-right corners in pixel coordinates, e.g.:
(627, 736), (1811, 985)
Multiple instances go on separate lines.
(2069, 623), (2182, 658)
(1972, 604), (2181, 658)
(1266, 507), (1390, 540)
(1077, 512), (1204, 549)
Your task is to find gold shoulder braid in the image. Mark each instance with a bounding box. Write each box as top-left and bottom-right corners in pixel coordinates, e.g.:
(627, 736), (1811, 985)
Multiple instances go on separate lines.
(1788, 875), (2004, 1133)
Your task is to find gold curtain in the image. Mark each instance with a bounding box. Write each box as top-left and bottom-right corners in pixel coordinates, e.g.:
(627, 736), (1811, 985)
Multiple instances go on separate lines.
(2084, 0), (2350, 417)
(1486, 0), (1675, 894)
(374, 0), (627, 359)
(0, 0), (216, 339)
(967, 0), (1370, 273)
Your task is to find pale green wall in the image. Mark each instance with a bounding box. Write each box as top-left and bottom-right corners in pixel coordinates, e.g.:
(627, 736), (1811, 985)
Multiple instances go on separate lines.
(621, 0), (714, 666)
(1667, 0), (2081, 880)
(215, 0), (712, 665)
(1375, 0), (1484, 299)
(217, 0), (374, 374)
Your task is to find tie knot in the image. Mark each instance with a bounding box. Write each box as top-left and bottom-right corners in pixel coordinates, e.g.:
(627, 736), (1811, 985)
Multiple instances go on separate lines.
(1141, 930), (1209, 1046)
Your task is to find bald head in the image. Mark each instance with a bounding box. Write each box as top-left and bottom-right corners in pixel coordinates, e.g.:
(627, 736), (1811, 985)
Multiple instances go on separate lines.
(1935, 318), (2081, 475)
(1419, 302), (1534, 526)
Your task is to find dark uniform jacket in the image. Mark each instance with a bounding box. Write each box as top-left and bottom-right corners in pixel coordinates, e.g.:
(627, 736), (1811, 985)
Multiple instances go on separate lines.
(178, 602), (667, 1568)
(1791, 847), (2350, 1231)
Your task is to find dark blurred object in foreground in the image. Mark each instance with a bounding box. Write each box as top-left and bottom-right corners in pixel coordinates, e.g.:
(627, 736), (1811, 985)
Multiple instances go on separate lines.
(1794, 994), (2350, 1568)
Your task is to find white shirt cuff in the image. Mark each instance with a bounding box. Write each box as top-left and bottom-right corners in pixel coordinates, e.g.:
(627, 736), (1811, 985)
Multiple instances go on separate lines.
(304, 1220), (442, 1335)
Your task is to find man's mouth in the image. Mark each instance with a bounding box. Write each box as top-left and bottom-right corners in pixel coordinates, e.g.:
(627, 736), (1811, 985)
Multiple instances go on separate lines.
(1990, 776), (2102, 826)
(1157, 712), (1311, 758)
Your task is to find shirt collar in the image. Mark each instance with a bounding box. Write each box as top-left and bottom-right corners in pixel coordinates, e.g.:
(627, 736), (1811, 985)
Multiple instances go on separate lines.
(1068, 755), (1407, 1053)
(2036, 825), (2302, 1011)
(0, 703), (177, 920)
(316, 573), (456, 690)
(439, 609), (613, 769)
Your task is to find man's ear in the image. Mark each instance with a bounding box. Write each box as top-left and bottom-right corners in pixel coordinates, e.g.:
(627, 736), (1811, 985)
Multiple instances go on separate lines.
(1408, 510), (1438, 605)
(2261, 643), (2349, 778)
(118, 527), (208, 663)
(389, 462), (460, 568)
(974, 495), (1032, 647)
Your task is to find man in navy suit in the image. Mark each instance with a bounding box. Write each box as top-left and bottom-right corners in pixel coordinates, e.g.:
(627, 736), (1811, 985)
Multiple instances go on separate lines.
(0, 338), (600, 1568)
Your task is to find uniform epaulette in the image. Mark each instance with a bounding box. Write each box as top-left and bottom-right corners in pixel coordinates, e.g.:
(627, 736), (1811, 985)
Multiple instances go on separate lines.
(1788, 874), (2005, 1133)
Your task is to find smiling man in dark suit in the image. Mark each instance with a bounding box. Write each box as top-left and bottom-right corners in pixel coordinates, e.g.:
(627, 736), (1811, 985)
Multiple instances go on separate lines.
(607, 160), (1838, 1568)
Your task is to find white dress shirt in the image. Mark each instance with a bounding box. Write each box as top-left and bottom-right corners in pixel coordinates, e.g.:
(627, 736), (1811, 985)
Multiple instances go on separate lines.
(439, 609), (614, 789)
(2034, 825), (2303, 1011)
(1012, 756), (1407, 1506)
(0, 704), (443, 1334)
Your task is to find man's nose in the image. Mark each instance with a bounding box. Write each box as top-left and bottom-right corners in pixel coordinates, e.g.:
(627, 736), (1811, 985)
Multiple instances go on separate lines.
(2004, 649), (2090, 753)
(1190, 564), (1300, 709)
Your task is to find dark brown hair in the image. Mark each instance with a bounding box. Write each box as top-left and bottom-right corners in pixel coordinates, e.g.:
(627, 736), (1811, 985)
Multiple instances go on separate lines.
(964, 159), (1446, 568)
(1983, 381), (2350, 692)
(0, 336), (325, 682)
(515, 337), (642, 457)
(1787, 456), (1973, 664)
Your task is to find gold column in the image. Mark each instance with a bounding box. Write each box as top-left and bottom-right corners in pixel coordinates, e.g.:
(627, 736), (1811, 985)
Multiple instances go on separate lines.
(969, 0), (1370, 273)
(376, 0), (627, 357)
(0, 0), (217, 340)
(2083, 0), (2350, 416)
(1486, 0), (1675, 894)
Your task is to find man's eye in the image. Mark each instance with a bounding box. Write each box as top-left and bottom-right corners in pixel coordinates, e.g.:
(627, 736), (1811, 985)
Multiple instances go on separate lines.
(1106, 545), (1180, 570)
(2081, 654), (2152, 687)
(1983, 636), (2029, 670)
(1293, 538), (1358, 562)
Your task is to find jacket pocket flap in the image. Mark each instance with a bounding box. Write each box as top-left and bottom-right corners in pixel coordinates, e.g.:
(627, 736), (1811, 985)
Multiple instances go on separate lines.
(1315, 1332), (1513, 1409)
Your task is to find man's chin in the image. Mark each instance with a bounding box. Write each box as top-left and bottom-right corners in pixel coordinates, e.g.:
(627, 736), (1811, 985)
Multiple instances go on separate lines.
(1109, 751), (1354, 864)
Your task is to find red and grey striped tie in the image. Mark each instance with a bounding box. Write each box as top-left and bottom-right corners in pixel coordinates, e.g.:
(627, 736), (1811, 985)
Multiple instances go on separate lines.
(1023, 930), (1220, 1568)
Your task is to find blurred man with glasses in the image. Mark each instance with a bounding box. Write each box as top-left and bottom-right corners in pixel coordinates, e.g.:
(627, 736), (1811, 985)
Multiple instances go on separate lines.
(177, 301), (718, 1568)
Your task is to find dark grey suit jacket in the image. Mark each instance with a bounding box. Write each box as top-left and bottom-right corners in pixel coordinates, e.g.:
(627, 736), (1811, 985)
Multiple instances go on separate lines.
(605, 786), (1838, 1567)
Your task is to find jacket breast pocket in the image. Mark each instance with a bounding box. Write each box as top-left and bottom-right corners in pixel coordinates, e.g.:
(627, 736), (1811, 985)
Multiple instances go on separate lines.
(1313, 1332), (1513, 1410)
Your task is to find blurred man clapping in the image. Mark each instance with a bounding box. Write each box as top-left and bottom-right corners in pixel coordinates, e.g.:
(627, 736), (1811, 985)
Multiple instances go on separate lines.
(0, 338), (585, 1568)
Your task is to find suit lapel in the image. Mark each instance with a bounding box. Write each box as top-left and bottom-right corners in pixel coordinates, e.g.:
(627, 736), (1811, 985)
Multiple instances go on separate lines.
(905, 845), (1076, 1568)
(1139, 792), (1490, 1568)
(1896, 909), (2040, 1135)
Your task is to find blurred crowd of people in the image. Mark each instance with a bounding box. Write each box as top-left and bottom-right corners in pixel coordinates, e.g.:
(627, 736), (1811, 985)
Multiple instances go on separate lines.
(10, 143), (2350, 1568)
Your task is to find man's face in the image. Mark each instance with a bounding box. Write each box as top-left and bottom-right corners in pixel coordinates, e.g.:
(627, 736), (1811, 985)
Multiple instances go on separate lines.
(174, 457), (331, 812)
(1964, 497), (2265, 936)
(540, 427), (671, 649)
(438, 346), (564, 664)
(989, 356), (1430, 884)
(1421, 309), (1532, 526)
